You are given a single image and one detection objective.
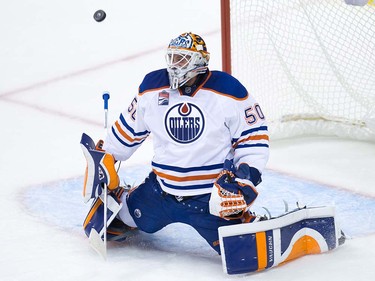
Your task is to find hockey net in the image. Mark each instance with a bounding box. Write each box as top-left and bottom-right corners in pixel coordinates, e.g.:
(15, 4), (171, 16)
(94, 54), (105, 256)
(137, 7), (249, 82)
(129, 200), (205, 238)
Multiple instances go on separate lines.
(222, 0), (375, 141)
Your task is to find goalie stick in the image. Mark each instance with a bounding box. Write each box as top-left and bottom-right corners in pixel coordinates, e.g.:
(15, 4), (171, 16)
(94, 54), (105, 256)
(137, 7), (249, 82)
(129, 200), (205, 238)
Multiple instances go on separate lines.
(88, 92), (111, 260)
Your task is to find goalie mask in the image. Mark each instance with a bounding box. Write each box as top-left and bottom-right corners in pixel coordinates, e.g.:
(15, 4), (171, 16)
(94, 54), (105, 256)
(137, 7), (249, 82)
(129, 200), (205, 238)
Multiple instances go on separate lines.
(166, 32), (210, 89)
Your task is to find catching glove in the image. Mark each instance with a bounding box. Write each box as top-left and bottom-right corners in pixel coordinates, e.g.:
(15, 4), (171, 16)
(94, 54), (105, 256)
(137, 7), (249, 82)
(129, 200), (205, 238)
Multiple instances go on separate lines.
(209, 159), (258, 220)
(80, 133), (120, 203)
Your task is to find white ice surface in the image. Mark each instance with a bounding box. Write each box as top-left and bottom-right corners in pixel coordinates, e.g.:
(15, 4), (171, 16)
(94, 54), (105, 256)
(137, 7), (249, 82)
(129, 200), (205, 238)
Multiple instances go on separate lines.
(1, 1), (375, 280)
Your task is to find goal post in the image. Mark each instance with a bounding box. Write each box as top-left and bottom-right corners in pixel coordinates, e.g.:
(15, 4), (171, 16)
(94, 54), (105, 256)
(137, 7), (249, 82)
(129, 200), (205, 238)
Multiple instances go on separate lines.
(221, 0), (375, 141)
(221, 0), (232, 74)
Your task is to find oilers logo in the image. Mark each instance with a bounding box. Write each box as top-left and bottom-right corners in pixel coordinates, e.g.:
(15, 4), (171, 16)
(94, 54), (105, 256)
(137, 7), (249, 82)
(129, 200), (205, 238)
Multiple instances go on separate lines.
(164, 102), (205, 144)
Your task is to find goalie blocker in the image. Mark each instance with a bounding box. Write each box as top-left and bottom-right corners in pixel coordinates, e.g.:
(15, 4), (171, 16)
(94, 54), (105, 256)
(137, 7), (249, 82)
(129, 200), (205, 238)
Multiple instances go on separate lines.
(80, 133), (120, 203)
(80, 133), (137, 252)
(218, 206), (345, 275)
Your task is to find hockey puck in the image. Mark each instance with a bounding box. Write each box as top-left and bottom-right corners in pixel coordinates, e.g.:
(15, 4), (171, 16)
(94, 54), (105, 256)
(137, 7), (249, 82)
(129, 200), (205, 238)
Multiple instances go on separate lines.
(93, 10), (106, 22)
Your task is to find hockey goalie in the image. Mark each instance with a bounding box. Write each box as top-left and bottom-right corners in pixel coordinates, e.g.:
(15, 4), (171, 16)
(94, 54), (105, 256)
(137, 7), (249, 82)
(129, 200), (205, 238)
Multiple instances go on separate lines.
(80, 32), (345, 275)
(80, 133), (345, 274)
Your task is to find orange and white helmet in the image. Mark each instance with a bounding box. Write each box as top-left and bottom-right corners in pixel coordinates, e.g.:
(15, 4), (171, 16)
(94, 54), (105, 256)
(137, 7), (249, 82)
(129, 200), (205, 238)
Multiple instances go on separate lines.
(166, 32), (210, 89)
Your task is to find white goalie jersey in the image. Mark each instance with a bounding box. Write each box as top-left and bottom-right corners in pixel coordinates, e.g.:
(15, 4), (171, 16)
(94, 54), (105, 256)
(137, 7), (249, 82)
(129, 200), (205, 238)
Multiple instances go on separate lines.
(104, 69), (269, 196)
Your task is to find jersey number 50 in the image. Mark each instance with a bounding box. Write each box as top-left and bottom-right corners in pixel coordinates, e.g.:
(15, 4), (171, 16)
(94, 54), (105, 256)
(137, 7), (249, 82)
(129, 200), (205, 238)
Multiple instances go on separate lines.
(244, 104), (265, 125)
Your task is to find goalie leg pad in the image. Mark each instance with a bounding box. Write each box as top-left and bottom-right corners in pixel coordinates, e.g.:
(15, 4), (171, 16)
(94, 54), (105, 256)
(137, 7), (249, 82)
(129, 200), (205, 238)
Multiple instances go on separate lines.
(83, 193), (123, 240)
(218, 206), (343, 275)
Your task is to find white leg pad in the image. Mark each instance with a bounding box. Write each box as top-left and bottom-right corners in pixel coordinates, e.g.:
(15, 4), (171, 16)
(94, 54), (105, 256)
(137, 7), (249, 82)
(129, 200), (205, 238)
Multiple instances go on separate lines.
(218, 206), (342, 274)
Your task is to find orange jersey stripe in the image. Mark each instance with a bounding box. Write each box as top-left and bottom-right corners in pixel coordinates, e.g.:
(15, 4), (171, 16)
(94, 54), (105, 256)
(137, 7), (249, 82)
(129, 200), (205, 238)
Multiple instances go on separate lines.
(153, 169), (219, 182)
(233, 134), (269, 148)
(115, 121), (146, 143)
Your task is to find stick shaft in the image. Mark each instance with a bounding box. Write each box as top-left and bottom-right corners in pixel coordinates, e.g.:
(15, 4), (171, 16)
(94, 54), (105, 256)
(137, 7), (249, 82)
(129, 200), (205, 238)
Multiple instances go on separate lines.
(102, 92), (110, 254)
(103, 183), (108, 253)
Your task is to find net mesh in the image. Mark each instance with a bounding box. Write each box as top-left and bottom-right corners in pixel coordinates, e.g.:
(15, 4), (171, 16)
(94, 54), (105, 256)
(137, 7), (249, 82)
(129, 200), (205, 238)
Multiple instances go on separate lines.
(229, 0), (375, 140)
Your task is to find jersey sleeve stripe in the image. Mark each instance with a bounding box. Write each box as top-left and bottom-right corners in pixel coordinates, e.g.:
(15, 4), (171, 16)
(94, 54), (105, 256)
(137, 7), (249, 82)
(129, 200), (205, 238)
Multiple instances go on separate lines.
(114, 121), (147, 143)
(119, 114), (150, 137)
(236, 143), (269, 149)
(232, 134), (269, 148)
(111, 127), (146, 147)
(232, 126), (268, 143)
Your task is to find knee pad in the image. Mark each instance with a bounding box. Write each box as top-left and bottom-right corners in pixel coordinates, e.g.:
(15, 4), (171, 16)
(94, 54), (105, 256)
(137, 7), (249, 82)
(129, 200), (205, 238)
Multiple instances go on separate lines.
(118, 190), (137, 228)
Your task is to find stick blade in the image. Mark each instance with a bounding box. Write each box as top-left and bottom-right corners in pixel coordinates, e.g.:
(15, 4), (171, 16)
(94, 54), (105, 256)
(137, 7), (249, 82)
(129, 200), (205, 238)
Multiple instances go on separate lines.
(88, 229), (107, 260)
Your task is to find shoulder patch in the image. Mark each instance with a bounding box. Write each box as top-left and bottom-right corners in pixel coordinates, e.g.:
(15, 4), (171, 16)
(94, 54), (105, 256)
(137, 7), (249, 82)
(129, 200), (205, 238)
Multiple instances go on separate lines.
(202, 71), (248, 100)
(139, 69), (170, 94)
